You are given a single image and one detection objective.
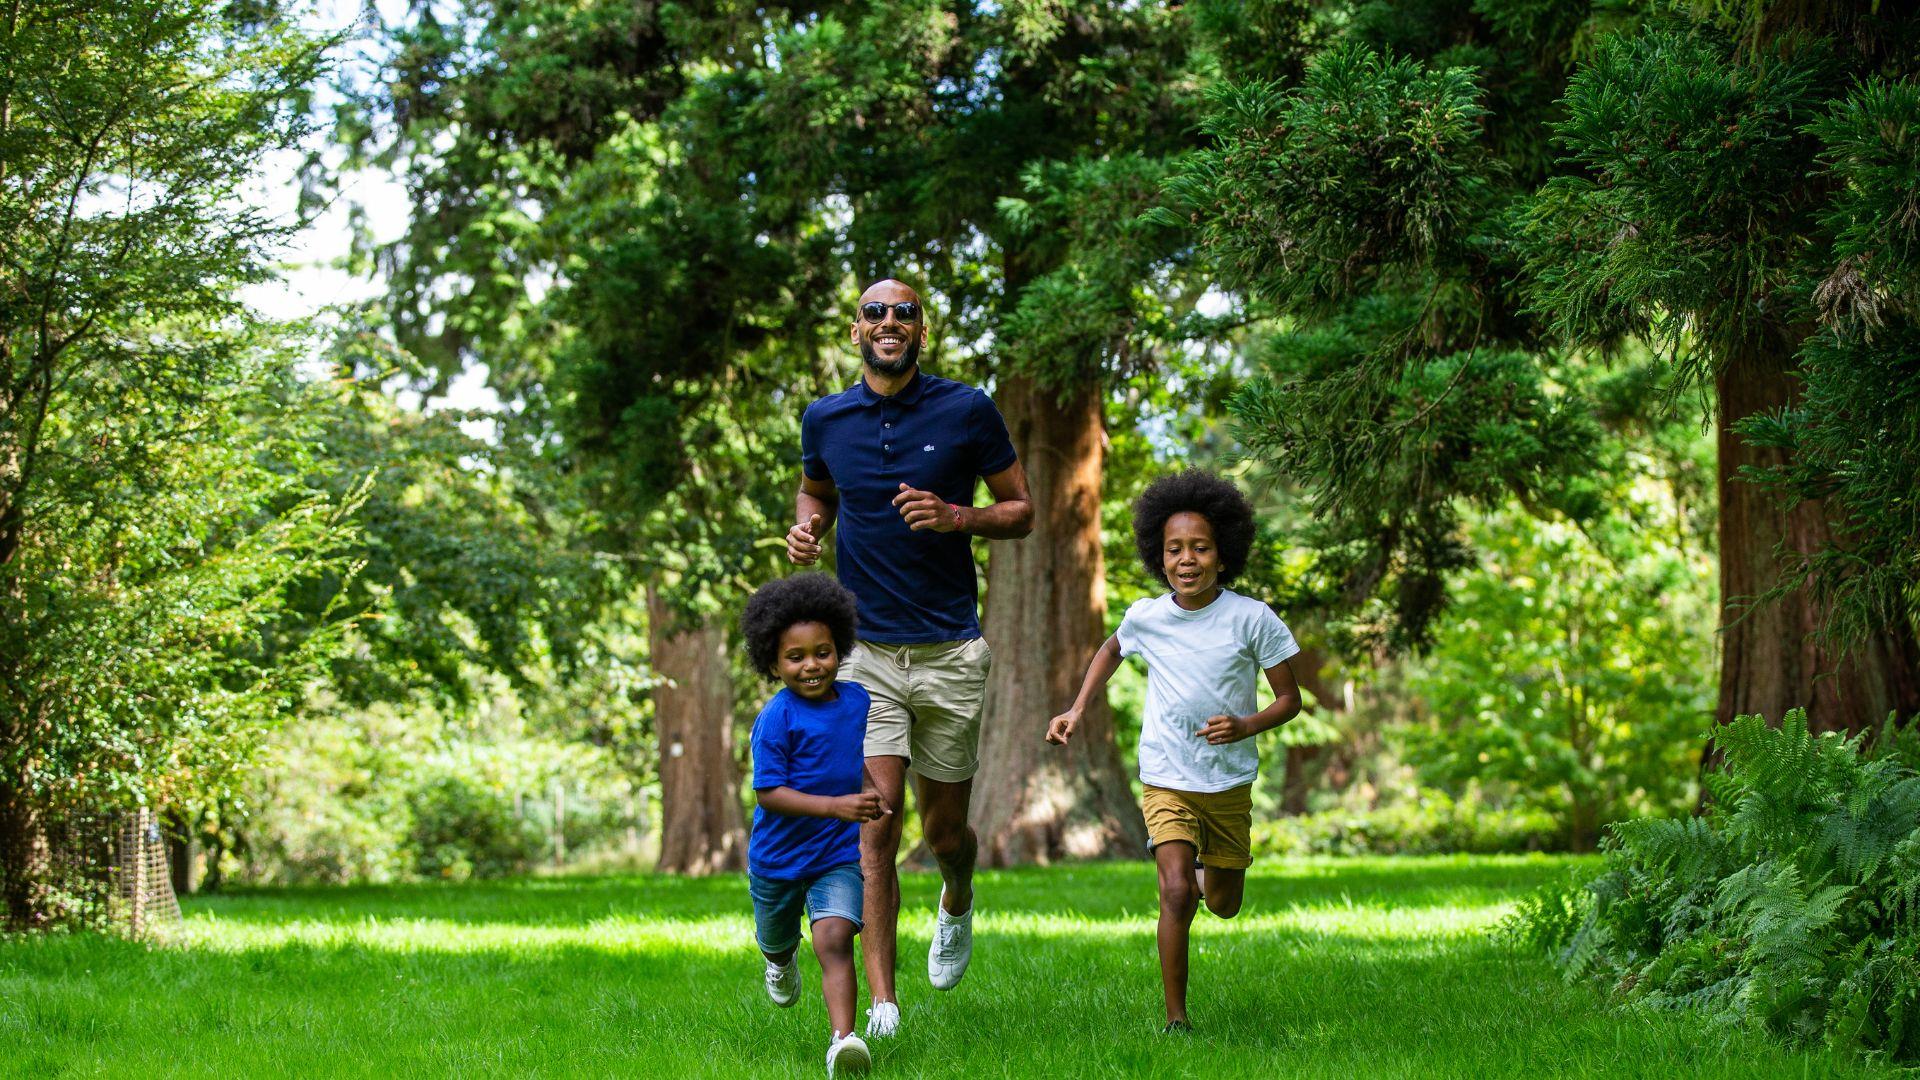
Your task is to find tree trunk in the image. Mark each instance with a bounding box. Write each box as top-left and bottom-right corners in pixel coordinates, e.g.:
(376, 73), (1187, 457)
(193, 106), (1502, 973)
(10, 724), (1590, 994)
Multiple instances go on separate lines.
(972, 376), (1146, 865)
(0, 786), (46, 930)
(1280, 647), (1341, 816)
(646, 586), (747, 875)
(164, 809), (191, 896)
(1715, 329), (1920, 735)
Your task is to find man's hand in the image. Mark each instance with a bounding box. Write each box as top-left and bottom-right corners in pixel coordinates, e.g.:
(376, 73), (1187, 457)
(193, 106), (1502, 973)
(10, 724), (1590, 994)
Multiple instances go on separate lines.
(893, 484), (962, 533)
(1197, 714), (1254, 745)
(831, 792), (890, 822)
(787, 513), (824, 564)
(1046, 709), (1080, 746)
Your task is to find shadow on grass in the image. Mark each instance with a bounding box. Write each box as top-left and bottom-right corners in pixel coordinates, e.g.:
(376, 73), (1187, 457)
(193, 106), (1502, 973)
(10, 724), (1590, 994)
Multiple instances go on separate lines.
(182, 854), (1589, 929)
(0, 921), (1868, 1079)
(0, 856), (1880, 1079)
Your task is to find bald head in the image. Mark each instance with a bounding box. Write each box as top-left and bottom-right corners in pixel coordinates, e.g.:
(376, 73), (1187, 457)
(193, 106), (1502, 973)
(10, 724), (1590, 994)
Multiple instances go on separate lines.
(852, 278), (927, 379)
(859, 278), (920, 306)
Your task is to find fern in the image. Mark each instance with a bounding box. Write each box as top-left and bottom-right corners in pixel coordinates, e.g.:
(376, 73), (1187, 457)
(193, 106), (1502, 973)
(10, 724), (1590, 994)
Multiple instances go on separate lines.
(1512, 708), (1920, 1061)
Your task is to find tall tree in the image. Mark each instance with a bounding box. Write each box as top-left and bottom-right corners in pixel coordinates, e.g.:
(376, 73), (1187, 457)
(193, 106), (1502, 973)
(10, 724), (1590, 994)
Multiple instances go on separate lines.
(351, 2), (827, 873)
(718, 2), (1232, 863)
(1161, 1), (1920, 737)
(1522, 6), (1920, 733)
(0, 0), (355, 925)
(358, 2), (1249, 864)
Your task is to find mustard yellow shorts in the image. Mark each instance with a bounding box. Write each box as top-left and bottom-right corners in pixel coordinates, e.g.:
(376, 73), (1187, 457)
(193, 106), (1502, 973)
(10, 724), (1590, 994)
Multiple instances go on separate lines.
(1141, 783), (1254, 869)
(841, 637), (992, 783)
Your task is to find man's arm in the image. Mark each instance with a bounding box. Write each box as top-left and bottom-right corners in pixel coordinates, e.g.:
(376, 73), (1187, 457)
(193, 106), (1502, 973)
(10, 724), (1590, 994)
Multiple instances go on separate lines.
(787, 474), (840, 565)
(892, 461), (1034, 539)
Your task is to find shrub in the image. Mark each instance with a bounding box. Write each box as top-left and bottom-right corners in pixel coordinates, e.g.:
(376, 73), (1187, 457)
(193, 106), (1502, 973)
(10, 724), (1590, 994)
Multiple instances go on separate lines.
(1507, 709), (1920, 1063)
(406, 775), (547, 881)
(1254, 787), (1564, 856)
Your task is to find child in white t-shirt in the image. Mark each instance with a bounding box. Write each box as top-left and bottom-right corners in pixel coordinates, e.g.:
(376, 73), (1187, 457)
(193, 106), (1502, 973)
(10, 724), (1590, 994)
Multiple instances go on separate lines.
(1047, 470), (1301, 1034)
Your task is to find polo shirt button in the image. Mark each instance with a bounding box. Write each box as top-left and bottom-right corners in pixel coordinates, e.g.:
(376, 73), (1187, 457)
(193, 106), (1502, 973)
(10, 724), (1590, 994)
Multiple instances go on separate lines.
(884, 422), (891, 428)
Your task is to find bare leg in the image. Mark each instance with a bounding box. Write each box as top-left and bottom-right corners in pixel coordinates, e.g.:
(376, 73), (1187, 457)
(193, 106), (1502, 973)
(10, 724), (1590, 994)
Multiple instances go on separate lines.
(812, 917), (860, 1037)
(916, 775), (977, 915)
(762, 944), (798, 965)
(860, 755), (908, 1007)
(1155, 841), (1200, 1026)
(1203, 866), (1245, 919)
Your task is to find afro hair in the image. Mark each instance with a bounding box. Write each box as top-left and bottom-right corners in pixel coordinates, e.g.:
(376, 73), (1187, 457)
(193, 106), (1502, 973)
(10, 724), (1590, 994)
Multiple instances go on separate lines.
(1131, 470), (1258, 589)
(741, 573), (860, 678)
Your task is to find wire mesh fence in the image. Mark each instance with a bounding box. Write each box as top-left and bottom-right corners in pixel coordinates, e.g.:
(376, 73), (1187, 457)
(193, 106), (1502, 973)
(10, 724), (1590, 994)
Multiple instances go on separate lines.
(1, 807), (180, 935)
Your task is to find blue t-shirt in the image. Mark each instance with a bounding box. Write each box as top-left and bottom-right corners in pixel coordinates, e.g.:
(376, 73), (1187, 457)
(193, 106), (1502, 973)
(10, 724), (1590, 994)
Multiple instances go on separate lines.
(748, 682), (871, 881)
(800, 371), (1019, 644)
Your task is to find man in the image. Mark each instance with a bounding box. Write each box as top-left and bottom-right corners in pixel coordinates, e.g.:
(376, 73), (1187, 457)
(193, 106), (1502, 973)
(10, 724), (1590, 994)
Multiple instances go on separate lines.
(786, 278), (1033, 1040)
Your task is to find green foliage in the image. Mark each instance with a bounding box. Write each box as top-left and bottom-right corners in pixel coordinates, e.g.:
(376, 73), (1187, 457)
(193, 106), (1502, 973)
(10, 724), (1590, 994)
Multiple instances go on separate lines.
(1159, 30), (1602, 652)
(1808, 77), (1920, 324)
(0, 0), (356, 887)
(1511, 710), (1920, 1061)
(237, 682), (641, 886)
(406, 775), (548, 882)
(1729, 77), (1920, 646)
(1523, 26), (1834, 360)
(1516, 10), (1920, 648)
(1233, 330), (1602, 652)
(1254, 786), (1564, 856)
(1158, 42), (1494, 315)
(1403, 472), (1715, 848)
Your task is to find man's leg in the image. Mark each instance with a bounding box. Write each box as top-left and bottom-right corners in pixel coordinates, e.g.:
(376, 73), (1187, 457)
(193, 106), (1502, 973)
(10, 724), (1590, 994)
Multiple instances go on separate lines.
(919, 773), (979, 992)
(859, 755), (909, 1009)
(916, 774), (977, 916)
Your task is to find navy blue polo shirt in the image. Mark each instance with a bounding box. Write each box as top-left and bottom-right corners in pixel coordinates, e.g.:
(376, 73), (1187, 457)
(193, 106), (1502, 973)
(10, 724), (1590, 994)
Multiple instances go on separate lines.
(801, 370), (1019, 643)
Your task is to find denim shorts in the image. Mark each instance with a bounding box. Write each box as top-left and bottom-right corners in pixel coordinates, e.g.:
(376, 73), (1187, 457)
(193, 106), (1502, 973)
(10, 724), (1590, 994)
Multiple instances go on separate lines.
(749, 862), (864, 955)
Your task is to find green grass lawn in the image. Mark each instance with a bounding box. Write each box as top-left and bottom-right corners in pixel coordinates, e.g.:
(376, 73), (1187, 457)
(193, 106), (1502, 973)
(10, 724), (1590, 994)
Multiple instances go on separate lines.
(0, 855), (1891, 1078)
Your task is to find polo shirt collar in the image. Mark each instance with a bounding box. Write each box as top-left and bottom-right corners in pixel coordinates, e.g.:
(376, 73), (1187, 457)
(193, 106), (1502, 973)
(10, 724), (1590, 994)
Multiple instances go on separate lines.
(854, 368), (926, 407)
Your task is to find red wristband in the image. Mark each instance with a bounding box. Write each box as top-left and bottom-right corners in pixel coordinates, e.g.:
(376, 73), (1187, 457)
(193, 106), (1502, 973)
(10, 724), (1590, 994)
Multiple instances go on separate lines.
(949, 503), (965, 530)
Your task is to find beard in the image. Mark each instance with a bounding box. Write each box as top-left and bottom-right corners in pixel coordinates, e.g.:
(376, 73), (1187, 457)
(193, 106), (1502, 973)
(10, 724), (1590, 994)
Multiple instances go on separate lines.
(861, 337), (920, 378)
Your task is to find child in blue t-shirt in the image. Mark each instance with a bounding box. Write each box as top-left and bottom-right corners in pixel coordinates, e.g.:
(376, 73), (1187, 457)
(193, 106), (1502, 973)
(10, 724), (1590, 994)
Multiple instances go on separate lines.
(742, 574), (888, 1077)
(1047, 470), (1302, 1035)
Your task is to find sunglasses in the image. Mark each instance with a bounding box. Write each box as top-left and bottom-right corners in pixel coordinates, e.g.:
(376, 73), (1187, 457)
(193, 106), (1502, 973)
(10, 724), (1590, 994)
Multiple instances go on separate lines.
(859, 301), (921, 323)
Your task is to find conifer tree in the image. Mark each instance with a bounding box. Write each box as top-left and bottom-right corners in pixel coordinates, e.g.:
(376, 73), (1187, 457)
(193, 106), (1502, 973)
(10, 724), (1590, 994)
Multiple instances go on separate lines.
(1164, 0), (1920, 735)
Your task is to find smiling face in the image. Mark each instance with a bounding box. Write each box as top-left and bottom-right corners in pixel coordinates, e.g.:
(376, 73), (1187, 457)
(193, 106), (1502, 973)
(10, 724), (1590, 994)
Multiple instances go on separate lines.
(1162, 511), (1223, 609)
(851, 279), (926, 378)
(774, 620), (841, 701)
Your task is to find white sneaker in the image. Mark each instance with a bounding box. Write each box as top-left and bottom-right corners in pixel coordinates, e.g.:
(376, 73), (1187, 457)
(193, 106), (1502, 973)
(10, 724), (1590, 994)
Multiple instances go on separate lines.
(927, 888), (974, 990)
(826, 1032), (872, 1076)
(865, 999), (900, 1038)
(764, 957), (800, 1007)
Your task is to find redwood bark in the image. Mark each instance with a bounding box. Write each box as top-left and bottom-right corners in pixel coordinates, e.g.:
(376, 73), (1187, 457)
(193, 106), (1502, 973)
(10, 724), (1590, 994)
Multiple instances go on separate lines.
(1714, 329), (1920, 735)
(646, 587), (747, 875)
(1280, 647), (1341, 816)
(971, 376), (1146, 865)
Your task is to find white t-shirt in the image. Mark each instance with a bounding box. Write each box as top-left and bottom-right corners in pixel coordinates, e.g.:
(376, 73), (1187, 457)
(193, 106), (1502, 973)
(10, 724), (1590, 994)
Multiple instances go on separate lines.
(1116, 588), (1301, 793)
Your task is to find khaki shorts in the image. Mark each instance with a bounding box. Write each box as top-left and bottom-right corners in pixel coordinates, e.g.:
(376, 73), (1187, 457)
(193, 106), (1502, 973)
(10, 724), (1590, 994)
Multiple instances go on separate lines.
(841, 637), (992, 783)
(1142, 783), (1254, 869)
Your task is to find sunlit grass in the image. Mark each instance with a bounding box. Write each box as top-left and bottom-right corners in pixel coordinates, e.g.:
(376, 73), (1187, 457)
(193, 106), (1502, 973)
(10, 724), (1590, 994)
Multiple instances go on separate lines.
(0, 856), (1893, 1077)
